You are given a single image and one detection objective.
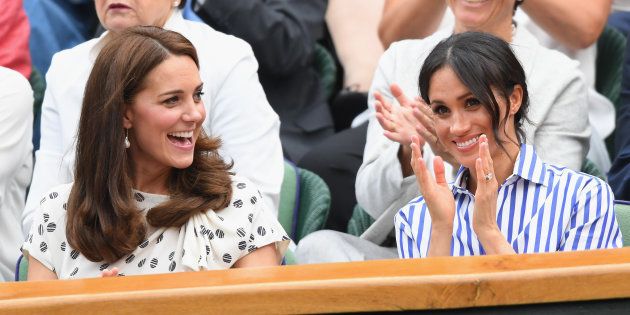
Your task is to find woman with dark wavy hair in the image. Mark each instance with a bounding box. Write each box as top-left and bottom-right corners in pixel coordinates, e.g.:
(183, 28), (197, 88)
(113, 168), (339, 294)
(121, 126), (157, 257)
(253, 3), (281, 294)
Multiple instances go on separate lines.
(23, 26), (289, 280)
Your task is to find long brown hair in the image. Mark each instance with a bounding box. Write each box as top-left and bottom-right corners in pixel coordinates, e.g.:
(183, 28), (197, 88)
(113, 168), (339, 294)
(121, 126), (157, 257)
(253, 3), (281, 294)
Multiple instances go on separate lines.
(67, 26), (233, 263)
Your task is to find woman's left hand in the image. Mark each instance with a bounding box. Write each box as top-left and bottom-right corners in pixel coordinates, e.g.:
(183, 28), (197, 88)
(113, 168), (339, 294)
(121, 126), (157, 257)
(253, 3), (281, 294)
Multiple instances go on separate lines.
(472, 135), (515, 255)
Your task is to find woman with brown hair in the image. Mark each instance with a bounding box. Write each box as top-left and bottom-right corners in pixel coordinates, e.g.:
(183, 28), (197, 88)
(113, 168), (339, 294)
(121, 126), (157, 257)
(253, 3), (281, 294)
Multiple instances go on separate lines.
(22, 26), (289, 280)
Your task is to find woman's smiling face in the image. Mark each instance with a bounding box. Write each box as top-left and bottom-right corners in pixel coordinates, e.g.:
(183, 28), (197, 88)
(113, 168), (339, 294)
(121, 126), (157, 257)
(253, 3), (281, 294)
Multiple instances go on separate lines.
(123, 54), (205, 172)
(428, 66), (516, 170)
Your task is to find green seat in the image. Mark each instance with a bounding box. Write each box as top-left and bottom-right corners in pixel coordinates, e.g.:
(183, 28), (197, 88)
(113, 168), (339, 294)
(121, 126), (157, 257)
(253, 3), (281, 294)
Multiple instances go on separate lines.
(581, 158), (607, 181)
(314, 43), (338, 100)
(595, 25), (626, 157)
(278, 162), (331, 241)
(29, 68), (46, 151)
(614, 202), (630, 247)
(347, 204), (374, 237)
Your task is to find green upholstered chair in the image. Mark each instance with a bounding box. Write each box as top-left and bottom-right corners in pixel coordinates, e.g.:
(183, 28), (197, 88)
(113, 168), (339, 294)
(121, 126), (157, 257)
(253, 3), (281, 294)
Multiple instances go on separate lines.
(581, 158), (607, 181)
(314, 43), (338, 100)
(595, 25), (626, 157)
(15, 255), (28, 281)
(278, 161), (331, 242)
(614, 201), (630, 247)
(347, 204), (374, 237)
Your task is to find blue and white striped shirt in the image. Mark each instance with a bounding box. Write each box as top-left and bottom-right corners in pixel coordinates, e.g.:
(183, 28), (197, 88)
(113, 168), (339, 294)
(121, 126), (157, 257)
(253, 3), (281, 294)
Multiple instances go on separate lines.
(395, 144), (622, 258)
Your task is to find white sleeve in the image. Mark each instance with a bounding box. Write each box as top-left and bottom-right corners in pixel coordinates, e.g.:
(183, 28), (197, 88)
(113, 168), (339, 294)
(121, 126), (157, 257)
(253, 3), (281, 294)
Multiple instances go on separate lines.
(23, 59), (70, 237)
(205, 44), (283, 216)
(355, 45), (420, 220)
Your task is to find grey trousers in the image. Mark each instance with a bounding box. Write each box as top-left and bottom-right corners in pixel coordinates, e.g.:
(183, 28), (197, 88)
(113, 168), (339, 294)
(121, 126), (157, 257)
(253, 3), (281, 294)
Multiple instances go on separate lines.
(295, 230), (398, 264)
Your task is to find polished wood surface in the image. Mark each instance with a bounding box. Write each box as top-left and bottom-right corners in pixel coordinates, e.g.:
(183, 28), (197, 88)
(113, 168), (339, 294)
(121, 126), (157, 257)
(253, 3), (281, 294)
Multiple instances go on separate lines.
(2, 248), (630, 314)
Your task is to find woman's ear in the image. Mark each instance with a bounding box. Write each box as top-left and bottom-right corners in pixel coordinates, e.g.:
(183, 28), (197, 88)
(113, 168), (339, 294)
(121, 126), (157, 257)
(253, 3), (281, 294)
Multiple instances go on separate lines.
(123, 105), (134, 129)
(508, 84), (523, 115)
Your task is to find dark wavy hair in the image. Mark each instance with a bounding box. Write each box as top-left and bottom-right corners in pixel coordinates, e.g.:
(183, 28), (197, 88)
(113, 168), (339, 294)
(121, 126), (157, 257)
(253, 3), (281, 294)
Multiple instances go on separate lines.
(67, 26), (233, 263)
(418, 31), (531, 153)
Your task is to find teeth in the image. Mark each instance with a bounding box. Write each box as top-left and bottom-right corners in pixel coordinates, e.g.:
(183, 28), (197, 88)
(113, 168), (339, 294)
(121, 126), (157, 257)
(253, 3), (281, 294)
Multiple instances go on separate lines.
(168, 131), (193, 138)
(456, 135), (480, 148)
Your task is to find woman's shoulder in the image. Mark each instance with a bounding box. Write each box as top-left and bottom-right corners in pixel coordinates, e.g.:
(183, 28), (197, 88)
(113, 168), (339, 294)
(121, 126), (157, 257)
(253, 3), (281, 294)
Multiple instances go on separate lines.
(176, 18), (253, 56)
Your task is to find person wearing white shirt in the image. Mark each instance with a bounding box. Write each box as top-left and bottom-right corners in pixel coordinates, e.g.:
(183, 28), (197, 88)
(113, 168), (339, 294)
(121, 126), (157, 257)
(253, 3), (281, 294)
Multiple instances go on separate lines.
(0, 66), (33, 281)
(23, 0), (284, 237)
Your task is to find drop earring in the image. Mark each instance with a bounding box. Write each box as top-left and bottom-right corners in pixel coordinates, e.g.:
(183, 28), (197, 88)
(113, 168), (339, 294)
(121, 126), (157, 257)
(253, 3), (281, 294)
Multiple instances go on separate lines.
(124, 129), (130, 149)
(173, 1), (180, 7)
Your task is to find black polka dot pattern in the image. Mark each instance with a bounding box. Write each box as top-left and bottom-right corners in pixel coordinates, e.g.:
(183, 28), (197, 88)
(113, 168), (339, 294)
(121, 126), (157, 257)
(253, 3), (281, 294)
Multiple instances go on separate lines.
(60, 241), (66, 251)
(70, 249), (80, 259)
(156, 233), (164, 244)
(249, 234), (255, 242)
(169, 261), (176, 272)
(205, 245), (211, 255)
(168, 251), (175, 261)
(217, 216), (224, 221)
(62, 203), (67, 210)
(43, 213), (49, 222)
(222, 253), (232, 263)
(49, 192), (59, 199)
(39, 242), (47, 253)
(125, 254), (135, 264)
(216, 229), (225, 238)
(233, 199), (243, 208)
(238, 241), (246, 250)
(70, 267), (78, 277)
(134, 192), (145, 202)
(150, 258), (158, 268)
(257, 226), (266, 236)
(250, 196), (257, 205)
(237, 228), (246, 237)
(139, 239), (149, 248)
(236, 182), (247, 189)
(99, 263), (110, 271)
(137, 258), (146, 268)
(248, 245), (257, 253)
(40, 197), (46, 204)
(282, 235), (290, 241)
(28, 234), (32, 244)
(38, 224), (44, 236)
(248, 213), (253, 223)
(47, 222), (57, 233)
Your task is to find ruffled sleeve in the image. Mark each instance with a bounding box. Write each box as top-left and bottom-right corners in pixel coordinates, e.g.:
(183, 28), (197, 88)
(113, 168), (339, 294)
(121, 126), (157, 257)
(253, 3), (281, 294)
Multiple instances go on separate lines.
(181, 176), (290, 270)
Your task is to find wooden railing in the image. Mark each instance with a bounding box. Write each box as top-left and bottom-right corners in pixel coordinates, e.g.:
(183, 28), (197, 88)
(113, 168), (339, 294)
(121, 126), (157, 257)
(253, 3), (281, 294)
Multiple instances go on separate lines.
(1, 247), (630, 314)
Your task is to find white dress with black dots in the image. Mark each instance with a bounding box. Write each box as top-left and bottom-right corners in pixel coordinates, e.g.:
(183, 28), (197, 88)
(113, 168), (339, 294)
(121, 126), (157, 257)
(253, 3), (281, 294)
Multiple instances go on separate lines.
(22, 176), (290, 279)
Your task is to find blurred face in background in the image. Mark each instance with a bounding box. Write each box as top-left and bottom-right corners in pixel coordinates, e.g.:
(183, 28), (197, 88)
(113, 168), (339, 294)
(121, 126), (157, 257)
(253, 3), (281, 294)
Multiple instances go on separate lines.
(447, 0), (515, 35)
(95, 0), (176, 32)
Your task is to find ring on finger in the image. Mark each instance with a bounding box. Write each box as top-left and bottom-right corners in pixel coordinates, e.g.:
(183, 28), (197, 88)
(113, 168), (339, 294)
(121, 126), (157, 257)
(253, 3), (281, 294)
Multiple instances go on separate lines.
(484, 173), (494, 181)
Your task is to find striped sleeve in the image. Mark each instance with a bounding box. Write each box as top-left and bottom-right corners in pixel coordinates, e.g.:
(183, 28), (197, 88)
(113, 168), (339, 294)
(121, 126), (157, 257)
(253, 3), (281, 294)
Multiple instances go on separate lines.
(559, 178), (622, 251)
(395, 205), (421, 259)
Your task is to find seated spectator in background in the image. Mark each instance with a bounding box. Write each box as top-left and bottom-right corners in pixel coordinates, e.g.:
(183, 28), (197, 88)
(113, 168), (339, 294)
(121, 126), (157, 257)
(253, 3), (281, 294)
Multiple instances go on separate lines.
(0, 0), (32, 79)
(192, 0), (333, 162)
(0, 67), (33, 281)
(295, 0), (385, 231)
(23, 0), (100, 75)
(609, 0), (630, 36)
(608, 17), (630, 201)
(23, 0), (284, 237)
(296, 0), (590, 263)
(23, 27), (289, 280)
(374, 0), (614, 172)
(397, 32), (621, 257)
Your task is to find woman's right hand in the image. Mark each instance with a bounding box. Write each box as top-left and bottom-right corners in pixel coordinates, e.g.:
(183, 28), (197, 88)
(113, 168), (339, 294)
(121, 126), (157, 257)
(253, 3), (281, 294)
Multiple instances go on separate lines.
(101, 267), (119, 277)
(410, 135), (455, 256)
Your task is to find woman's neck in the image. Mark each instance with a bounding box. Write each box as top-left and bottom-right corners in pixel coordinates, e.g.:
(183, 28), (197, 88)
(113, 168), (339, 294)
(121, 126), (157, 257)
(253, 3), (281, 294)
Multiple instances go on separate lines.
(131, 165), (171, 195)
(453, 21), (514, 43)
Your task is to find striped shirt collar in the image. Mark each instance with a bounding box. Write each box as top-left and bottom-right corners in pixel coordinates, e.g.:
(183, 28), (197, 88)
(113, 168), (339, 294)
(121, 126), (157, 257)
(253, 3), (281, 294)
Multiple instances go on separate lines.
(452, 144), (548, 192)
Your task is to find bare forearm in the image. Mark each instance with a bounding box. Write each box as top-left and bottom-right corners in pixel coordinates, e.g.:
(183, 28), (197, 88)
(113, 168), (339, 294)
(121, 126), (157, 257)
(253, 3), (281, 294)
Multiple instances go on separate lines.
(379, 0), (447, 49)
(427, 225), (453, 257)
(476, 229), (516, 255)
(521, 0), (612, 49)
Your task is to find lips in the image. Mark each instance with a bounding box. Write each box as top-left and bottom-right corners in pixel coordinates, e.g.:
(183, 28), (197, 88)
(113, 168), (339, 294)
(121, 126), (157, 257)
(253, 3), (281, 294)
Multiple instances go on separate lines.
(108, 3), (131, 10)
(167, 130), (194, 149)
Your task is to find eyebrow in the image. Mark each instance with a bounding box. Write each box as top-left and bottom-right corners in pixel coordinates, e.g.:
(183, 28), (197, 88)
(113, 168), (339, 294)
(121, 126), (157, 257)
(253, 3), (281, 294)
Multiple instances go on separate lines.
(430, 91), (474, 105)
(157, 83), (204, 97)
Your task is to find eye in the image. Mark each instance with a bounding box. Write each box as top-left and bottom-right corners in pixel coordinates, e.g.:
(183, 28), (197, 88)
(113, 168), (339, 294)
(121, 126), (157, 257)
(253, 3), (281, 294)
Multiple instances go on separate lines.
(193, 90), (204, 102)
(432, 105), (449, 116)
(465, 98), (481, 107)
(163, 96), (179, 106)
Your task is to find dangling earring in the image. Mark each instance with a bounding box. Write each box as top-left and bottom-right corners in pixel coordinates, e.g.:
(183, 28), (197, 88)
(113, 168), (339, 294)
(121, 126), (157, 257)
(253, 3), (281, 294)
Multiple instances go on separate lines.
(124, 129), (130, 149)
(173, 1), (180, 7)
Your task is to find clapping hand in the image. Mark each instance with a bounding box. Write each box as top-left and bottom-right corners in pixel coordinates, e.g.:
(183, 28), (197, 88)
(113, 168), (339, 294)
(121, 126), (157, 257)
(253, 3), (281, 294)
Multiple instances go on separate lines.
(374, 84), (426, 147)
(472, 135), (514, 254)
(411, 97), (456, 165)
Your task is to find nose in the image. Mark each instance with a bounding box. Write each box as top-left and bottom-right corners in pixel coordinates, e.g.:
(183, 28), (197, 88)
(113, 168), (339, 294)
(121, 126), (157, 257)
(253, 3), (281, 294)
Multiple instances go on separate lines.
(182, 98), (205, 123)
(450, 110), (470, 136)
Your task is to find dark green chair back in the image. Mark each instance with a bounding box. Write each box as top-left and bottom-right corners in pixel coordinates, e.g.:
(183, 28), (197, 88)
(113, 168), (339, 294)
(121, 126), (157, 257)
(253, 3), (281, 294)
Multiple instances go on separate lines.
(614, 201), (630, 247)
(595, 25), (626, 157)
(581, 158), (607, 181)
(347, 204), (375, 237)
(314, 43), (337, 100)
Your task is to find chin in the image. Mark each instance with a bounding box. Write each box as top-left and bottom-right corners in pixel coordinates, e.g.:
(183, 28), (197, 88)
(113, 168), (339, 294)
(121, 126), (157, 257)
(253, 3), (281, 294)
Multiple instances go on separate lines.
(170, 158), (194, 170)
